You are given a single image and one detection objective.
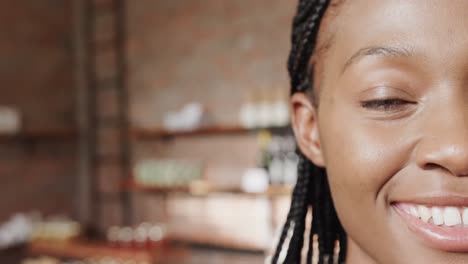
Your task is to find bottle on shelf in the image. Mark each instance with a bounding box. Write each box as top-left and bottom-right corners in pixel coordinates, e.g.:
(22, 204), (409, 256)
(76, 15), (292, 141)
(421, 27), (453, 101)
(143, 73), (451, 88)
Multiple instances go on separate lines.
(0, 106), (21, 134)
(257, 89), (275, 128)
(105, 222), (166, 250)
(239, 92), (258, 129)
(271, 88), (290, 127)
(256, 132), (298, 186)
(133, 159), (203, 189)
(239, 88), (290, 129)
(267, 136), (284, 184)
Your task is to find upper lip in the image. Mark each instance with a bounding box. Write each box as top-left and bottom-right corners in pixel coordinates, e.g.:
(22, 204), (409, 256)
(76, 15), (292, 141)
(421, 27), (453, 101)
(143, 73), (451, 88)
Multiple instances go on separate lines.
(391, 192), (468, 207)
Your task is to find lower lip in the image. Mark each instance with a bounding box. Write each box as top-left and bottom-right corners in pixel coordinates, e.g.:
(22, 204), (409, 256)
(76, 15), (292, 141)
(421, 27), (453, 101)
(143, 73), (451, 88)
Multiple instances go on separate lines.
(393, 204), (468, 252)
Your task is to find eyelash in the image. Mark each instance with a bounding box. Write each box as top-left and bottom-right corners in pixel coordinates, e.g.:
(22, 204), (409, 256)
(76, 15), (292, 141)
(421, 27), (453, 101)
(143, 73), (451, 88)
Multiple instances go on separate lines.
(360, 98), (414, 112)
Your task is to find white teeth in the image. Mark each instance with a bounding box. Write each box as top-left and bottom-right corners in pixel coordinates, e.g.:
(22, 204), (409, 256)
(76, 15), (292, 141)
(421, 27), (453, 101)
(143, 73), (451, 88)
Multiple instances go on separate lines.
(402, 204), (468, 227)
(443, 207), (461, 226)
(432, 207), (444, 226)
(463, 208), (468, 226)
(417, 205), (432, 223)
(409, 206), (419, 218)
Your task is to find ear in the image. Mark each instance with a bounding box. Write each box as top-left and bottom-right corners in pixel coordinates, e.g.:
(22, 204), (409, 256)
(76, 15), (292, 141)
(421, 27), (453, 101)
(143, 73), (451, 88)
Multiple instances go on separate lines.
(290, 93), (325, 167)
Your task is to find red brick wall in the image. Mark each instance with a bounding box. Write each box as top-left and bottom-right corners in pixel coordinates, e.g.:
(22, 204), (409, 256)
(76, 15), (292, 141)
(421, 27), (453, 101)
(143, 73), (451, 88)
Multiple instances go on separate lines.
(126, 0), (296, 169)
(0, 0), (76, 221)
(127, 0), (295, 127)
(0, 0), (295, 236)
(116, 0), (296, 246)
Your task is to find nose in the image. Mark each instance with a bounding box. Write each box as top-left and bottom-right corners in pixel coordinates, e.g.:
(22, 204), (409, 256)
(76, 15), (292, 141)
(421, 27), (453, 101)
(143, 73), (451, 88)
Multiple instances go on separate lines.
(415, 111), (468, 177)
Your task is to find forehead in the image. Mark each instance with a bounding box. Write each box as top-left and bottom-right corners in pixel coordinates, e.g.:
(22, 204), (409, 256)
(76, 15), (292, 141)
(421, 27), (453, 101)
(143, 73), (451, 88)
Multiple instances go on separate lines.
(319, 0), (468, 81)
(333, 0), (468, 42)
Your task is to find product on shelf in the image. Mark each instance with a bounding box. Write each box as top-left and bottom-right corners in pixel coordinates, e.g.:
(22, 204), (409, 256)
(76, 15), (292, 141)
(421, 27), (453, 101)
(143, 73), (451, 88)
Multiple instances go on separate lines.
(241, 168), (269, 193)
(106, 222), (166, 249)
(162, 102), (206, 131)
(22, 256), (150, 264)
(30, 217), (81, 242)
(0, 212), (77, 249)
(0, 106), (21, 134)
(0, 213), (33, 249)
(134, 159), (203, 188)
(22, 256), (60, 264)
(239, 88), (290, 129)
(257, 131), (298, 185)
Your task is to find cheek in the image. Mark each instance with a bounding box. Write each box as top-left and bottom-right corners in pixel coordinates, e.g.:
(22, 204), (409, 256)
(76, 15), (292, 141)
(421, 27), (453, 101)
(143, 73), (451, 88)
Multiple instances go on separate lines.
(323, 121), (401, 200)
(318, 107), (415, 245)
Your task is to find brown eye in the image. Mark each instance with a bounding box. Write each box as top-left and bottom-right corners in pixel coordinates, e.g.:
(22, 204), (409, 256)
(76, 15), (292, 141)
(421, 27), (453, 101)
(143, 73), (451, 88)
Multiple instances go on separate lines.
(360, 98), (415, 112)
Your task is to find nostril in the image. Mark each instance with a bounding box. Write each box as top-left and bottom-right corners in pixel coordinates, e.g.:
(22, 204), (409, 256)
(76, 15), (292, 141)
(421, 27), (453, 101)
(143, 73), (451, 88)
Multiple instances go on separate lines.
(422, 162), (468, 177)
(422, 163), (441, 171)
(415, 138), (468, 177)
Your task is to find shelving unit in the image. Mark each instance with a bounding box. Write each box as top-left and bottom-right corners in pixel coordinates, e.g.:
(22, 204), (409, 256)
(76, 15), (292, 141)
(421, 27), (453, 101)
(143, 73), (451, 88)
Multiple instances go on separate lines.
(28, 240), (155, 262)
(124, 124), (294, 251)
(123, 179), (292, 198)
(134, 125), (291, 139)
(72, 0), (294, 255)
(0, 129), (76, 142)
(123, 178), (291, 252)
(28, 240), (265, 263)
(0, 1), (298, 262)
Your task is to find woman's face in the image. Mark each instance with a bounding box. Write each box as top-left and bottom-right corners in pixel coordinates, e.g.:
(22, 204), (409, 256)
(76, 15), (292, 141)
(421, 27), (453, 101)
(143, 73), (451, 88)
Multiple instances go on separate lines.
(292, 0), (468, 263)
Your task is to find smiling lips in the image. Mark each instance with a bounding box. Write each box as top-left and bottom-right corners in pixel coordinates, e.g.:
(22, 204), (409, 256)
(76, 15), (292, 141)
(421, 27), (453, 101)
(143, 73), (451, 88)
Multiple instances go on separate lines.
(394, 201), (468, 252)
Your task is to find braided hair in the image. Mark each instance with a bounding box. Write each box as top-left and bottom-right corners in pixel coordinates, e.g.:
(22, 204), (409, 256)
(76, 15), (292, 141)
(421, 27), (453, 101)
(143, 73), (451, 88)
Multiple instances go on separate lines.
(271, 1), (347, 263)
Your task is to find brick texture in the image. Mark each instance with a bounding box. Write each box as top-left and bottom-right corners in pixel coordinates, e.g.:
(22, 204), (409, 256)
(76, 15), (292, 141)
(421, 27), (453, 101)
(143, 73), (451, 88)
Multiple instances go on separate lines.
(120, 0), (295, 248)
(0, 0), (76, 221)
(126, 0), (296, 181)
(127, 0), (295, 127)
(0, 0), (296, 247)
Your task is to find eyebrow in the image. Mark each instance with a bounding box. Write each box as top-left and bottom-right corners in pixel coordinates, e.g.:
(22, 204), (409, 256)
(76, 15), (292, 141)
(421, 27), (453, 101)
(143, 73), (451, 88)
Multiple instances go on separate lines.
(341, 45), (416, 75)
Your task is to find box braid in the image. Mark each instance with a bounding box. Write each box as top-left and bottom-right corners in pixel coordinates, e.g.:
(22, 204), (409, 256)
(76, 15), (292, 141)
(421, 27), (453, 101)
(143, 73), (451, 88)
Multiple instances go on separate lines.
(271, 0), (347, 263)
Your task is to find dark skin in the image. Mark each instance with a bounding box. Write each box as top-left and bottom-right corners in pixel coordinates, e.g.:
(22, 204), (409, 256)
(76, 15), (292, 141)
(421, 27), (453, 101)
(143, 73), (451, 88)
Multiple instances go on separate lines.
(291, 0), (468, 263)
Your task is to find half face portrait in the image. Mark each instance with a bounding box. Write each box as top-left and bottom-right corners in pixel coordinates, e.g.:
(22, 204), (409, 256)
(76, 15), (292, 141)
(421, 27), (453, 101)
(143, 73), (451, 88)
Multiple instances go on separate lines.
(289, 0), (468, 263)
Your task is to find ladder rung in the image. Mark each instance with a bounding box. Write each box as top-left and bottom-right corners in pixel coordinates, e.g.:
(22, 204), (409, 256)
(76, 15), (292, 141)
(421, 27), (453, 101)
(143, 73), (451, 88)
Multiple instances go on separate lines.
(93, 38), (116, 52)
(95, 77), (118, 89)
(94, 154), (125, 164)
(98, 192), (124, 202)
(96, 117), (122, 127)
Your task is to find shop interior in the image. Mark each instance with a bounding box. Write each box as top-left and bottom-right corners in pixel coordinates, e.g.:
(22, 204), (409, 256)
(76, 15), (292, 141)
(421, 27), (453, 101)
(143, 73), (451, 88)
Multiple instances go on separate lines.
(0, 1), (297, 263)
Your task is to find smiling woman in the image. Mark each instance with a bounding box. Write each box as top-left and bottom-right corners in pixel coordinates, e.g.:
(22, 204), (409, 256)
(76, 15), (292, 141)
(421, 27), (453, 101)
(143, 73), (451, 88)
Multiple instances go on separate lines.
(273, 0), (468, 263)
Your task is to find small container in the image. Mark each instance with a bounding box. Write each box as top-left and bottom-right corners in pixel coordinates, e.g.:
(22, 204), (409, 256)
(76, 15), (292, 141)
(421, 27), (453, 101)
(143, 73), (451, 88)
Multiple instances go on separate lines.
(239, 93), (257, 128)
(0, 107), (21, 134)
(148, 223), (166, 248)
(117, 227), (133, 248)
(241, 168), (269, 193)
(133, 225), (148, 248)
(107, 226), (120, 247)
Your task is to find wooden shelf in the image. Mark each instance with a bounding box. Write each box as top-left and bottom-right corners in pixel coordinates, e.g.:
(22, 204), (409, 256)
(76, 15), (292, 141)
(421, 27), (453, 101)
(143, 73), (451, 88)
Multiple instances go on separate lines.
(0, 129), (76, 142)
(28, 240), (153, 262)
(29, 240), (265, 263)
(123, 180), (292, 198)
(123, 180), (190, 194)
(133, 124), (291, 139)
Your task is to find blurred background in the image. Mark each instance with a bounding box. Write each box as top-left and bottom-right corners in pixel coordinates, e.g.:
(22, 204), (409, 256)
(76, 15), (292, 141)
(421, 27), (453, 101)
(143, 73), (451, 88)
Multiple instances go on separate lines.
(0, 0), (298, 263)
